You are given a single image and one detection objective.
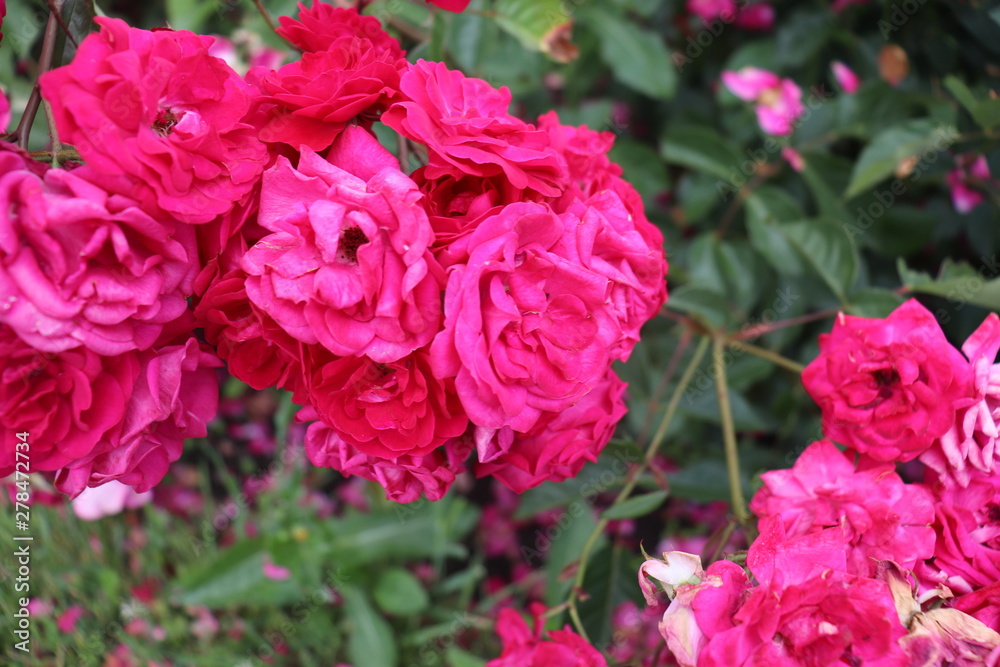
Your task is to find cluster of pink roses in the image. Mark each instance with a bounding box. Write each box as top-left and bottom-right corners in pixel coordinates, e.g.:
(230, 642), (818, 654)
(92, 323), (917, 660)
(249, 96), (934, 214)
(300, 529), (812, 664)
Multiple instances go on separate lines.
(640, 299), (1000, 666)
(0, 3), (667, 503)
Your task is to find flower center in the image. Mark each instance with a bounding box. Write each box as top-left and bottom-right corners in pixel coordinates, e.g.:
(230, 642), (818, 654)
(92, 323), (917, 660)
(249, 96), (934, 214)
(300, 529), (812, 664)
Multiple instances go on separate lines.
(873, 368), (899, 399)
(987, 504), (1000, 524)
(152, 108), (179, 137)
(339, 227), (369, 264)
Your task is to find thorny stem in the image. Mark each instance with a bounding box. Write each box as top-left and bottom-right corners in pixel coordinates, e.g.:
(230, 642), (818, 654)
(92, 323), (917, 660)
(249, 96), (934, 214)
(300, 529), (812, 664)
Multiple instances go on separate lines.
(251, 0), (281, 34)
(565, 337), (711, 641)
(713, 336), (749, 525)
(726, 339), (806, 374)
(16, 9), (62, 150)
(45, 0), (78, 48)
(734, 307), (839, 340)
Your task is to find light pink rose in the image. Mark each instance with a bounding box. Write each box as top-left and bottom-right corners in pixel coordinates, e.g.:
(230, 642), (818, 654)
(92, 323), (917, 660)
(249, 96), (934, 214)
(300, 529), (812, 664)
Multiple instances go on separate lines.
(920, 312), (1000, 487)
(722, 67), (805, 136)
(303, 415), (472, 503)
(56, 333), (220, 496)
(429, 202), (622, 434)
(382, 60), (567, 197)
(802, 299), (975, 462)
(0, 150), (196, 355)
(0, 323), (137, 477)
(243, 128), (442, 363)
(71, 480), (152, 521)
(831, 61), (861, 94)
(750, 439), (936, 575)
(39, 18), (266, 223)
(475, 370), (628, 493)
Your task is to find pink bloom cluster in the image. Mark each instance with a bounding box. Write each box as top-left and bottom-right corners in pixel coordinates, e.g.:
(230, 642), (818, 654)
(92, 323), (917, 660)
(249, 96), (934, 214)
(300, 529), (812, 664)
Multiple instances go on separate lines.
(488, 604), (608, 667)
(686, 0), (775, 31)
(947, 154), (995, 214)
(6, 4), (666, 503)
(721, 67), (804, 136)
(640, 299), (1000, 665)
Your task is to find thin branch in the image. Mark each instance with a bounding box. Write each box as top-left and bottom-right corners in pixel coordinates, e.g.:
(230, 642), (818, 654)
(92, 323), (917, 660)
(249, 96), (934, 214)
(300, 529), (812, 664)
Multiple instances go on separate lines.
(734, 307), (840, 341)
(251, 0), (281, 34)
(713, 336), (748, 524)
(17, 8), (61, 150)
(45, 0), (78, 48)
(726, 340), (806, 374)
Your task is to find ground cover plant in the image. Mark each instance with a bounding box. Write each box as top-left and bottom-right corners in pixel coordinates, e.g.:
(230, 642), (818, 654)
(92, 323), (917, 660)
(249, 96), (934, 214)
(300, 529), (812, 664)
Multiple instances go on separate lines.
(1, 0), (1000, 664)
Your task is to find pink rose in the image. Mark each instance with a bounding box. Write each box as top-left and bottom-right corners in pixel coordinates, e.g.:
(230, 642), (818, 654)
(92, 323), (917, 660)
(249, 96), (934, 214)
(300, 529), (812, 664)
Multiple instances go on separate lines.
(536, 111), (618, 192)
(243, 129), (442, 362)
(556, 192), (668, 362)
(831, 61), (861, 94)
(952, 582), (1000, 633)
(55, 333), (220, 496)
(195, 269), (307, 398)
(429, 202), (622, 434)
(802, 299), (975, 462)
(71, 480), (152, 521)
(749, 439), (936, 575)
(277, 3), (404, 56)
(722, 67), (805, 136)
(734, 3), (774, 30)
(919, 469), (1000, 595)
(488, 605), (608, 667)
(947, 154), (994, 214)
(39, 18), (266, 223)
(475, 370), (628, 492)
(0, 323), (137, 477)
(303, 415), (471, 503)
(687, 0), (738, 24)
(382, 60), (567, 196)
(425, 0), (471, 11)
(920, 312), (1000, 487)
(304, 347), (468, 459)
(249, 35), (403, 152)
(0, 88), (8, 133)
(0, 150), (196, 355)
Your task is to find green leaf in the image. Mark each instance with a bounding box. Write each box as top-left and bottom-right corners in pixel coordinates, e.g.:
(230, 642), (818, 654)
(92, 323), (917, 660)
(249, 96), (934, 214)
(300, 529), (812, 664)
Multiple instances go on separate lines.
(779, 219), (858, 302)
(660, 126), (742, 181)
(173, 538), (303, 608)
(799, 152), (851, 223)
(667, 285), (730, 329)
(844, 120), (958, 198)
(583, 8), (677, 99)
(373, 568), (429, 616)
(166, 0), (217, 32)
(601, 491), (668, 520)
(544, 508), (602, 607)
(445, 648), (488, 667)
(944, 75), (1000, 129)
(4, 0), (46, 59)
(343, 585), (398, 667)
(494, 0), (575, 62)
(609, 139), (670, 205)
(899, 258), (1000, 312)
(746, 188), (807, 276)
(846, 289), (905, 318)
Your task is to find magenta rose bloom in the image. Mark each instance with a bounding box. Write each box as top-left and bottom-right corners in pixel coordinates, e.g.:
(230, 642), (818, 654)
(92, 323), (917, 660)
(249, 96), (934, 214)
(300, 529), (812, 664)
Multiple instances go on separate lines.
(382, 60), (567, 196)
(919, 469), (1000, 595)
(430, 202), (623, 434)
(750, 439), (936, 575)
(802, 299), (975, 461)
(475, 370), (628, 493)
(303, 414), (472, 503)
(39, 17), (266, 224)
(276, 3), (404, 56)
(557, 192), (667, 362)
(0, 324), (138, 477)
(920, 312), (1000, 487)
(55, 333), (220, 496)
(488, 605), (608, 667)
(305, 347), (468, 459)
(243, 129), (442, 362)
(195, 268), (307, 398)
(952, 582), (1000, 632)
(250, 30), (403, 152)
(0, 150), (196, 355)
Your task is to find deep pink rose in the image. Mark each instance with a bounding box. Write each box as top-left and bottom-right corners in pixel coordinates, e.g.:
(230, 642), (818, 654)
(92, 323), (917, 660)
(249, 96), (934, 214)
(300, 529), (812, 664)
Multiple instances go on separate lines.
(243, 129), (442, 362)
(0, 323), (137, 477)
(303, 414), (471, 503)
(305, 347), (468, 459)
(952, 582), (1000, 633)
(921, 313), (1000, 487)
(537, 111), (617, 191)
(802, 299), (975, 462)
(382, 60), (567, 196)
(750, 439), (936, 575)
(425, 0), (471, 11)
(475, 370), (628, 493)
(488, 605), (608, 667)
(919, 469), (1000, 595)
(39, 18), (266, 223)
(0, 150), (196, 354)
(277, 3), (404, 56)
(734, 3), (774, 30)
(249, 35), (403, 152)
(430, 202), (622, 434)
(55, 333), (220, 496)
(0, 88), (8, 133)
(194, 269), (307, 398)
(556, 192), (668, 362)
